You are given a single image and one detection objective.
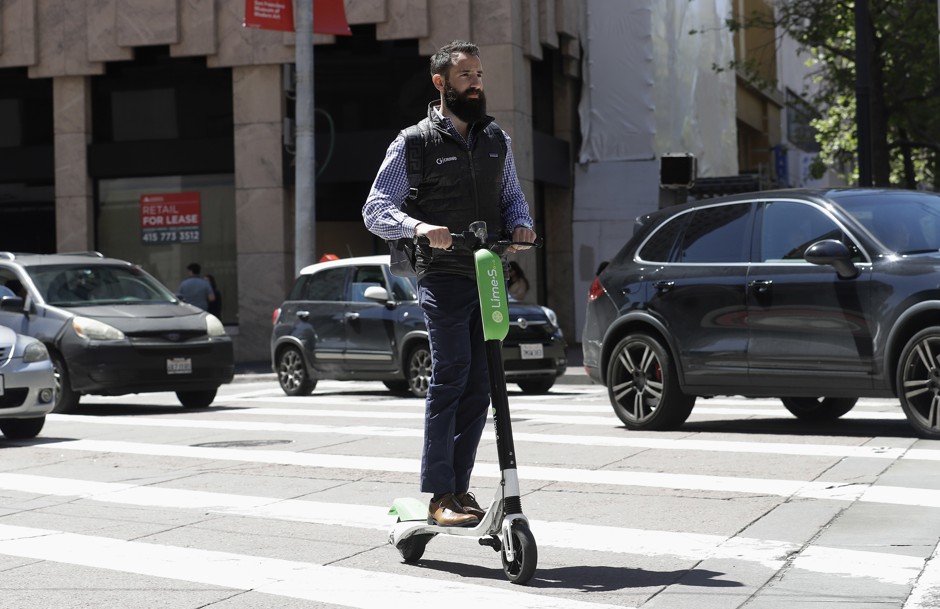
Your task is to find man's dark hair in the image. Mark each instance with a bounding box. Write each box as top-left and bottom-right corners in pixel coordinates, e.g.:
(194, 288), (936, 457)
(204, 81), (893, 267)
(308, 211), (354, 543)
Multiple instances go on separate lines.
(430, 40), (479, 77)
(187, 263), (201, 275)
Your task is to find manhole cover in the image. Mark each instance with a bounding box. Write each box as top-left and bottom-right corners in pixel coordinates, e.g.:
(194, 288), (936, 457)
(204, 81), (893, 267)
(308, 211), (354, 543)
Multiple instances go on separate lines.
(190, 439), (293, 448)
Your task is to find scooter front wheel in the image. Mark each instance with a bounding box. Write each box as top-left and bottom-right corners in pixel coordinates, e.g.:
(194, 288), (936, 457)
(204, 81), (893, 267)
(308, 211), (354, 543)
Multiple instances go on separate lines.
(501, 522), (537, 584)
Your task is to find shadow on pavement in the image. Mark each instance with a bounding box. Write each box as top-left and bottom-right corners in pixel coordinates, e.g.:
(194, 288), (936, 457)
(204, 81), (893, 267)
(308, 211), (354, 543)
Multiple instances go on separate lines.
(408, 559), (742, 591)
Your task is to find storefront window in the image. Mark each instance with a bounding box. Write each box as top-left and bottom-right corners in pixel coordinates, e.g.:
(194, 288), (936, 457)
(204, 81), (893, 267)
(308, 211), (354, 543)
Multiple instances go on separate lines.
(97, 174), (237, 324)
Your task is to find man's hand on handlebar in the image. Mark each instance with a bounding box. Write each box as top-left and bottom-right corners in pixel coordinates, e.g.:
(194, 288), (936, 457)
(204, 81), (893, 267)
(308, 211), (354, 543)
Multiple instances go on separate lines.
(416, 222), (452, 250)
(508, 226), (537, 253)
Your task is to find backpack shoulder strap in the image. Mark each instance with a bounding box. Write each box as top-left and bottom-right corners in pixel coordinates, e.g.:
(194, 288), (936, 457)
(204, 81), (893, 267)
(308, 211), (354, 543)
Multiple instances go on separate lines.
(401, 124), (425, 200)
(484, 122), (507, 156)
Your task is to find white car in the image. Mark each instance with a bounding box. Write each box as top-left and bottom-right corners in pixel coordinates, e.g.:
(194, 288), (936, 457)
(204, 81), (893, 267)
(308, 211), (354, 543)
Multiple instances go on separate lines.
(0, 321), (56, 439)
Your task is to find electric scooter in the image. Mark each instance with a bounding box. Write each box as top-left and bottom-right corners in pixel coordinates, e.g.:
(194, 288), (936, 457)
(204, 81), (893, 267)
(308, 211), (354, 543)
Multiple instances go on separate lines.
(387, 221), (539, 585)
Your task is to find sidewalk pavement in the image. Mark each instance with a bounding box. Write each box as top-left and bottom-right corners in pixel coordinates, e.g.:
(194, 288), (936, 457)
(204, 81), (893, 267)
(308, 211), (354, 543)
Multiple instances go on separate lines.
(233, 344), (594, 386)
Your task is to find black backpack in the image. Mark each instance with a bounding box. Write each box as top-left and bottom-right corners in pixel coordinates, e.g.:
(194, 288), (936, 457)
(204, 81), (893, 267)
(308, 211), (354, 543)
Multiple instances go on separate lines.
(387, 125), (426, 277)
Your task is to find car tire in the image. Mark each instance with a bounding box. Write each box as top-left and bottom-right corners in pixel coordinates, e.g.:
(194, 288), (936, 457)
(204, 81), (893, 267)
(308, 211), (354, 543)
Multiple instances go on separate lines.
(781, 397), (857, 421)
(897, 327), (940, 439)
(176, 389), (217, 409)
(383, 380), (410, 394)
(606, 333), (694, 430)
(276, 346), (316, 396)
(517, 379), (555, 394)
(50, 350), (80, 414)
(0, 416), (45, 439)
(404, 342), (431, 399)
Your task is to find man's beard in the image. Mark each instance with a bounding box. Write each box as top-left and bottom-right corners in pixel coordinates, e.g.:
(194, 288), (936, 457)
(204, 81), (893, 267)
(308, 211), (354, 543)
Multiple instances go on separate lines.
(443, 82), (487, 123)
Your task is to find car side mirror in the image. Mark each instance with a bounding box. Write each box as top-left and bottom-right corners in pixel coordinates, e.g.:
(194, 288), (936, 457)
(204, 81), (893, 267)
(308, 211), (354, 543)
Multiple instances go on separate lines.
(363, 286), (390, 303)
(804, 239), (859, 279)
(0, 296), (25, 312)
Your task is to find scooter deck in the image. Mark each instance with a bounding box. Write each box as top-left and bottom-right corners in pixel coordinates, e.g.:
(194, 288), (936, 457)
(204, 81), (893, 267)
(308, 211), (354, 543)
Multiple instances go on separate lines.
(389, 495), (504, 546)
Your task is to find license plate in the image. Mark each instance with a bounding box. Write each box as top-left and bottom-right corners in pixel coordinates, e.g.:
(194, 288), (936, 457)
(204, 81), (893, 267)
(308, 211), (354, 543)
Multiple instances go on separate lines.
(166, 357), (192, 375)
(520, 343), (543, 360)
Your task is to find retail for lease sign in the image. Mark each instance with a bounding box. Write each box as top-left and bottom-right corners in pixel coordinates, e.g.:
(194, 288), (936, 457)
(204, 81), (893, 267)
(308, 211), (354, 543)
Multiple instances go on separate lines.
(140, 192), (201, 245)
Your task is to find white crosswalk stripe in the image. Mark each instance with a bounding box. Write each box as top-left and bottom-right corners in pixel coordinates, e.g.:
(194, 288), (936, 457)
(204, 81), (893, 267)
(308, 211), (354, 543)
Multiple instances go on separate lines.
(3, 386), (939, 607)
(0, 472), (924, 585)
(0, 524), (621, 609)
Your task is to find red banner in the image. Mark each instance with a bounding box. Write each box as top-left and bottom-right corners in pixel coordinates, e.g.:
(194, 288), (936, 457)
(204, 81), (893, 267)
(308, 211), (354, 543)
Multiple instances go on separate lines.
(244, 0), (351, 35)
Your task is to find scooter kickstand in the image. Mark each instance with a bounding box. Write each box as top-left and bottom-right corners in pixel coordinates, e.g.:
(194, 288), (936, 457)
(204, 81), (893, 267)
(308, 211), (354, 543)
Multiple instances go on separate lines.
(478, 535), (502, 552)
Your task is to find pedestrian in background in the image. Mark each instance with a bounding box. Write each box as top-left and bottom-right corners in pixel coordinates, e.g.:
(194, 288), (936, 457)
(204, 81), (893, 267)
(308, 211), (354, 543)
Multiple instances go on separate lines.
(507, 261), (529, 301)
(205, 273), (222, 318)
(363, 40), (537, 528)
(177, 262), (215, 311)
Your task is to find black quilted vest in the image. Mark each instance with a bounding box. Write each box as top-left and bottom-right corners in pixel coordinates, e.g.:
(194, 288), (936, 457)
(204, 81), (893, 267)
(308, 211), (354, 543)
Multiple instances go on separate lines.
(402, 102), (506, 279)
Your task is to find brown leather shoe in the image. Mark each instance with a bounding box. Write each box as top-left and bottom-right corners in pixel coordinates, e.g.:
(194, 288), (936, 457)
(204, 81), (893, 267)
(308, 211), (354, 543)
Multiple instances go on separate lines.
(428, 493), (479, 527)
(455, 492), (486, 520)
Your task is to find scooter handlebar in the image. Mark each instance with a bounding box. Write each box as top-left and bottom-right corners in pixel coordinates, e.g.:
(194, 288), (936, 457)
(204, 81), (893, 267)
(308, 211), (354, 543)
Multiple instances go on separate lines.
(415, 232), (542, 254)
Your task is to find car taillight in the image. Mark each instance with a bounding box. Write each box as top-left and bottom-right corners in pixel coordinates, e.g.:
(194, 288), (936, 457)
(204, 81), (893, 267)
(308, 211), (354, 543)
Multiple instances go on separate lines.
(272, 307), (281, 325)
(588, 277), (606, 301)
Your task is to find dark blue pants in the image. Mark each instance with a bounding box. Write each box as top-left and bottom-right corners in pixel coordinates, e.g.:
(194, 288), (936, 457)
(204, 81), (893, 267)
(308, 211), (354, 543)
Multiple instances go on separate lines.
(417, 273), (490, 495)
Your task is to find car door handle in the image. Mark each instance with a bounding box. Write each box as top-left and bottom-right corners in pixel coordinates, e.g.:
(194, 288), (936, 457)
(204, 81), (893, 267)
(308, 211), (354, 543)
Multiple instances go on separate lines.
(748, 279), (773, 293)
(653, 281), (675, 292)
(344, 312), (360, 321)
(296, 310), (310, 320)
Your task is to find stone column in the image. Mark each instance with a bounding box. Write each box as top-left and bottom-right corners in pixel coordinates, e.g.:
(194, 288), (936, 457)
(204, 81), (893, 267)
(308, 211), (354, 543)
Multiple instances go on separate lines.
(53, 76), (94, 252)
(232, 64), (291, 362)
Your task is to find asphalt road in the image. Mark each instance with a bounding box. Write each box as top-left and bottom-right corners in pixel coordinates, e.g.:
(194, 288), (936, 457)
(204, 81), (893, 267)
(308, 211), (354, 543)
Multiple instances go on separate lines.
(2, 376), (940, 608)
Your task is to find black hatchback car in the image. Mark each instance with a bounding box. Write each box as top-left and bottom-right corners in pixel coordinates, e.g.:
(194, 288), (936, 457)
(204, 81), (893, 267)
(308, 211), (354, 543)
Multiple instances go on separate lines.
(271, 255), (567, 398)
(583, 188), (940, 439)
(0, 252), (234, 413)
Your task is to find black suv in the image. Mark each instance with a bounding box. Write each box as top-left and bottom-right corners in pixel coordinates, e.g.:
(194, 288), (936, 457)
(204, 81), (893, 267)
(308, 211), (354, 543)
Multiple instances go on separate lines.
(271, 255), (567, 397)
(0, 252), (234, 412)
(583, 188), (940, 439)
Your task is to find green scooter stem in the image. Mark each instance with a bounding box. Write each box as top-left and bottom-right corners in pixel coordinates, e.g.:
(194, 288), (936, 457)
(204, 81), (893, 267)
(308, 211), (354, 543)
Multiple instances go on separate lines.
(485, 339), (517, 472)
(473, 248), (520, 488)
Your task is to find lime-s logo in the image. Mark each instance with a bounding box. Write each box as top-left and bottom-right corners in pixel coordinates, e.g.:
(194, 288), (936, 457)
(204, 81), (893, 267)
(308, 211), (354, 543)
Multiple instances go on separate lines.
(492, 310), (503, 323)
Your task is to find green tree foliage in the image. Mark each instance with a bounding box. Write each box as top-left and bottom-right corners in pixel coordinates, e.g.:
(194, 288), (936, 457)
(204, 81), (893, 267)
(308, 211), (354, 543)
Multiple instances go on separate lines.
(713, 1), (940, 188)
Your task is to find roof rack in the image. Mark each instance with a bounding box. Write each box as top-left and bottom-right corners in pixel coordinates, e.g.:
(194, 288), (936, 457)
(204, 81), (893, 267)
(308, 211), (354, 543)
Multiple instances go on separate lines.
(57, 251), (105, 258)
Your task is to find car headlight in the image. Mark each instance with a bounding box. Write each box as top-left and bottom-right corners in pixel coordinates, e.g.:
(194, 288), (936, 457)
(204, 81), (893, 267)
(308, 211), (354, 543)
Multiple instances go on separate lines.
(206, 313), (226, 337)
(22, 341), (49, 363)
(541, 306), (559, 328)
(71, 316), (125, 340)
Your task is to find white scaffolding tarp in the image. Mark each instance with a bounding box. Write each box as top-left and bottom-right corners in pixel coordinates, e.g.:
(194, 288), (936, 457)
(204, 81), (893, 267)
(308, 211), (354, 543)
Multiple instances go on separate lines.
(577, 0), (737, 176)
(572, 0), (738, 341)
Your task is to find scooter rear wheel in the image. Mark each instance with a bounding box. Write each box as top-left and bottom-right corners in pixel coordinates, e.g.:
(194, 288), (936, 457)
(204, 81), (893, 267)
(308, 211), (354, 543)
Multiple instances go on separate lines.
(397, 533), (433, 563)
(501, 522), (537, 584)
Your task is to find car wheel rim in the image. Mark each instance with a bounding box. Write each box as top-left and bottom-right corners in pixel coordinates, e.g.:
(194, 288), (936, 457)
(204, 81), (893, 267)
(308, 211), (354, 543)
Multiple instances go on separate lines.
(409, 349), (431, 394)
(902, 336), (940, 430)
(279, 350), (304, 391)
(610, 340), (663, 423)
(53, 363), (63, 397)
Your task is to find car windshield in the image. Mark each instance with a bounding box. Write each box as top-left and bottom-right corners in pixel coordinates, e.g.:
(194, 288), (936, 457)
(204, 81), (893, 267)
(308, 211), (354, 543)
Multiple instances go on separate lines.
(27, 264), (177, 306)
(834, 191), (940, 254)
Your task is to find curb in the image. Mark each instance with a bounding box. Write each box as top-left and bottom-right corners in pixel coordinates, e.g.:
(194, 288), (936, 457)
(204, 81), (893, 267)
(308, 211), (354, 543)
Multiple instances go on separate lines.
(232, 370), (595, 386)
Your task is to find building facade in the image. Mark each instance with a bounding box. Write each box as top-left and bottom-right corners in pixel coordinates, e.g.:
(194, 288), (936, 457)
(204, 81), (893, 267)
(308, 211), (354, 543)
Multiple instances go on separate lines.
(0, 0), (584, 361)
(2, 0), (811, 356)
